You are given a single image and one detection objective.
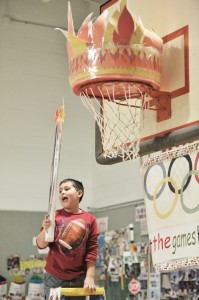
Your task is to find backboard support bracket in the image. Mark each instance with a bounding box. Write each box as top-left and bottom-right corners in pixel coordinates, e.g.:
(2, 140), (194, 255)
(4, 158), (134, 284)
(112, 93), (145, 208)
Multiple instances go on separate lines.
(147, 91), (172, 122)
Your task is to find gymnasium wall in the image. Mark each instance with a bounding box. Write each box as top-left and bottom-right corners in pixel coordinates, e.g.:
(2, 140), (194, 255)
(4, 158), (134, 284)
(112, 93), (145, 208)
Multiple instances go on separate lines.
(0, 210), (45, 282)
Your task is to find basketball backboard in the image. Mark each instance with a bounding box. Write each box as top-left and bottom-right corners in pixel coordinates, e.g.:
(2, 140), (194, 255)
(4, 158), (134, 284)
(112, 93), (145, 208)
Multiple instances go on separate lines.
(95, 0), (199, 164)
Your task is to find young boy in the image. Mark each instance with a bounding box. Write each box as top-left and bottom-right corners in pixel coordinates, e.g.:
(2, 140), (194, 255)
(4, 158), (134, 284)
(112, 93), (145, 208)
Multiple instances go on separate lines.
(36, 179), (99, 300)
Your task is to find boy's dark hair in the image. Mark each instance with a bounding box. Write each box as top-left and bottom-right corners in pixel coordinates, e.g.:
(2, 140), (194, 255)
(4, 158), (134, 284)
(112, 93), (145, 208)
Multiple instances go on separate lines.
(59, 178), (84, 202)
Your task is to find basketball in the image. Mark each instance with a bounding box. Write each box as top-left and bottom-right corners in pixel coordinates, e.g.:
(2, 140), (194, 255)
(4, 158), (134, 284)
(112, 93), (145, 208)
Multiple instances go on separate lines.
(59, 219), (86, 251)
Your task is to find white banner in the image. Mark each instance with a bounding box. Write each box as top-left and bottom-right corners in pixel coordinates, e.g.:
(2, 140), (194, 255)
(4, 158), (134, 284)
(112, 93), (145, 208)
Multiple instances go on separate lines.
(149, 222), (199, 264)
(142, 141), (199, 270)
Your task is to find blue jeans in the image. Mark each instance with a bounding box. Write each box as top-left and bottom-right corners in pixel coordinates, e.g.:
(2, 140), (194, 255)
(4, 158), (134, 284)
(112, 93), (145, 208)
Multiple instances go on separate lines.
(44, 272), (86, 300)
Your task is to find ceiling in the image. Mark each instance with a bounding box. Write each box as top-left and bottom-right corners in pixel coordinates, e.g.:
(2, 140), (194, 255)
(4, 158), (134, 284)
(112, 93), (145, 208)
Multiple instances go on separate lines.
(3, 0), (105, 31)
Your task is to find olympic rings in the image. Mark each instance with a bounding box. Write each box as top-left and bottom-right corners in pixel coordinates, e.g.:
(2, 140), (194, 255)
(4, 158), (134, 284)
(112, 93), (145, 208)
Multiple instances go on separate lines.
(144, 152), (199, 218)
(153, 177), (178, 219)
(144, 162), (166, 200)
(168, 155), (192, 194)
(194, 152), (199, 183)
(180, 170), (199, 213)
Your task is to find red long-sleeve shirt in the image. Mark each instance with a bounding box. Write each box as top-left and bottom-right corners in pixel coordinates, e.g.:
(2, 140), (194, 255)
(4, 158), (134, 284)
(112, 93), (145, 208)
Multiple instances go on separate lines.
(44, 209), (99, 280)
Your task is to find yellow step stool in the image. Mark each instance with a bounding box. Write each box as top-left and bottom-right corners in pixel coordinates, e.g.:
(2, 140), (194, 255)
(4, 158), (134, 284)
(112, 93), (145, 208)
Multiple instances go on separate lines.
(50, 287), (105, 299)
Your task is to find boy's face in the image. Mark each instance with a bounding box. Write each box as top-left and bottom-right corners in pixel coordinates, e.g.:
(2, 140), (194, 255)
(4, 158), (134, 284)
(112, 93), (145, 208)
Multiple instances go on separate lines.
(59, 181), (83, 213)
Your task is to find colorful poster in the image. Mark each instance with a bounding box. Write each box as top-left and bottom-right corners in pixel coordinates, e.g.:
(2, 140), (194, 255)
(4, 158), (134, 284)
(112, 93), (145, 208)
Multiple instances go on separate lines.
(7, 282), (25, 300)
(140, 220), (148, 236)
(96, 217), (108, 233)
(7, 256), (20, 272)
(96, 234), (105, 268)
(161, 269), (198, 299)
(20, 258), (45, 275)
(143, 141), (199, 271)
(135, 206), (146, 222)
(0, 279), (7, 300)
(149, 273), (160, 300)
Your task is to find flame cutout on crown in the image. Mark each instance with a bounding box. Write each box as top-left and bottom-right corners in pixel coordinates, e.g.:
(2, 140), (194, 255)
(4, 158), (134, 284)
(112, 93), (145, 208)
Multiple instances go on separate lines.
(56, 0), (163, 97)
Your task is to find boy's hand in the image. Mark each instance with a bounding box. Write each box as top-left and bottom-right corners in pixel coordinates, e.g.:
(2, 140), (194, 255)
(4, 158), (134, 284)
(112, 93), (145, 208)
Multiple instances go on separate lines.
(84, 276), (96, 293)
(42, 215), (51, 230)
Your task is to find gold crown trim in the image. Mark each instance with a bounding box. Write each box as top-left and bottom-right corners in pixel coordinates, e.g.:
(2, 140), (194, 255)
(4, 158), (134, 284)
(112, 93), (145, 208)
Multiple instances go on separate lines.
(69, 67), (161, 87)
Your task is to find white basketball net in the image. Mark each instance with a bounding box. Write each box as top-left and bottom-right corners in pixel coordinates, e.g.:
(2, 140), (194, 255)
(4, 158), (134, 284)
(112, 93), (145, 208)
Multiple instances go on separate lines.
(80, 82), (151, 161)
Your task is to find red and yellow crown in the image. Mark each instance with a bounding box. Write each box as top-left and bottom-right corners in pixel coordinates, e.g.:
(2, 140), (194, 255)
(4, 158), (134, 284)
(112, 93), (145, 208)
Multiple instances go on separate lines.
(57, 0), (163, 97)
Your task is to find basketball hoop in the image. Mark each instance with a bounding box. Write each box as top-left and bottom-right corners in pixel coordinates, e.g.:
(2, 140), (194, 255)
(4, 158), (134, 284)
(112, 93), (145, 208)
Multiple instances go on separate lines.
(80, 81), (152, 160)
(56, 0), (172, 161)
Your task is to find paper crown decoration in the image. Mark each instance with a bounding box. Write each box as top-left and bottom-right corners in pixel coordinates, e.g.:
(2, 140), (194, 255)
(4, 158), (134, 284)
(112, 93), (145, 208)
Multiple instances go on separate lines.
(57, 0), (163, 98)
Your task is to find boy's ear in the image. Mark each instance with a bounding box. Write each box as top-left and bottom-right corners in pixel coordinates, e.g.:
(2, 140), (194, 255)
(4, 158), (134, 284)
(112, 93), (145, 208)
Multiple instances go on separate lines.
(77, 190), (83, 198)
